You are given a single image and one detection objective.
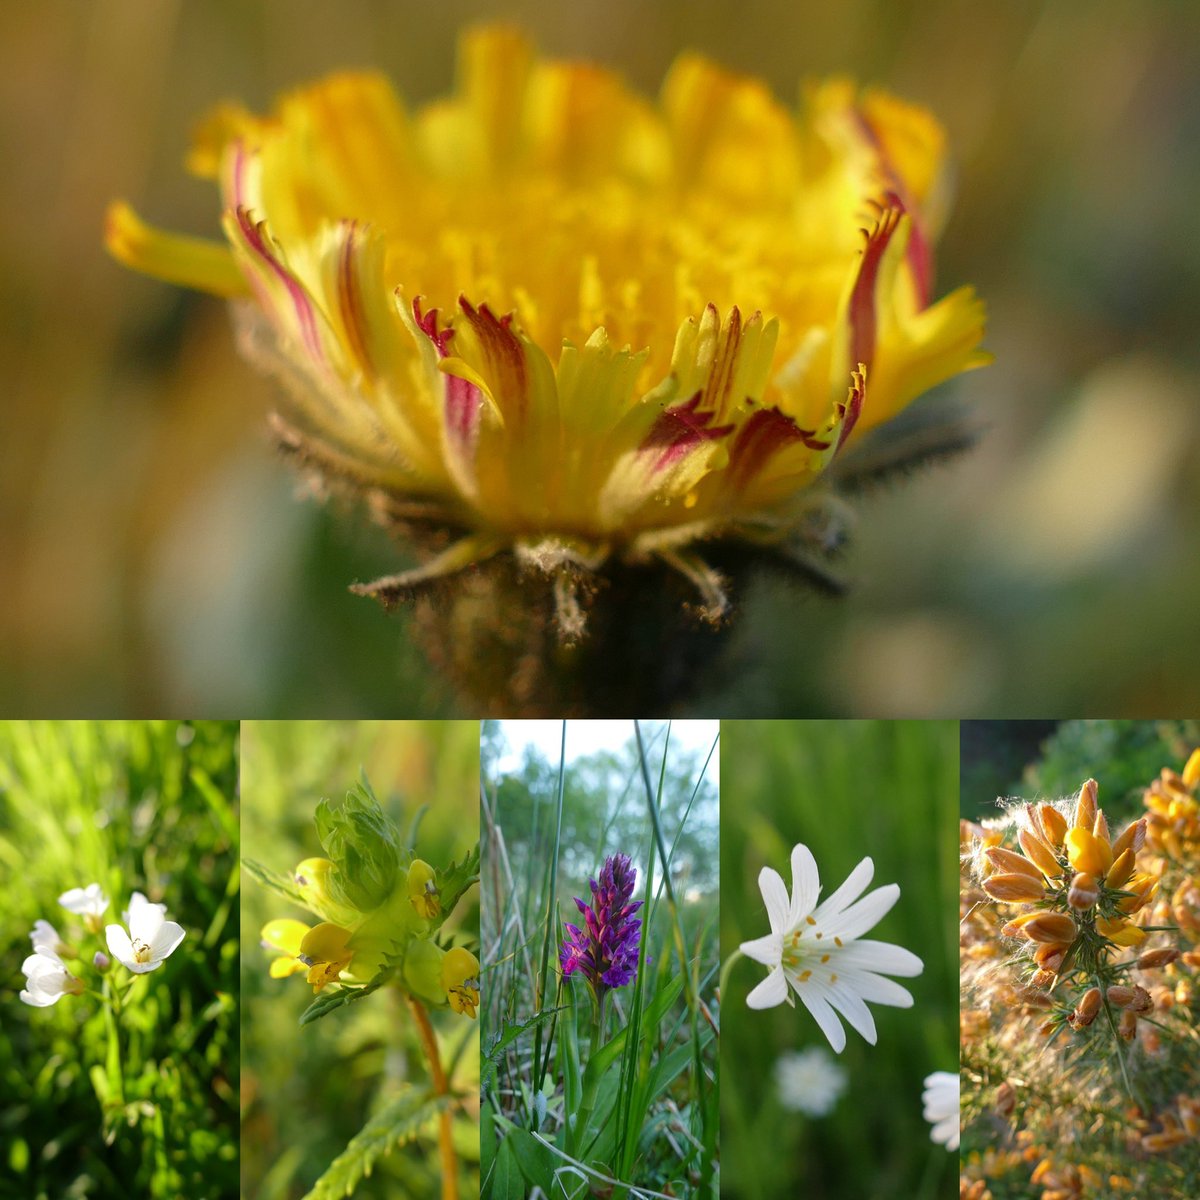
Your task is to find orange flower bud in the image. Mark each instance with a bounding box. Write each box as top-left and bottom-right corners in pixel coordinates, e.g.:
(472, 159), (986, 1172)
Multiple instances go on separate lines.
(1111, 817), (1146, 860)
(1136, 948), (1179, 970)
(1067, 872), (1099, 909)
(984, 846), (1045, 881)
(1118, 1008), (1138, 1041)
(983, 873), (1047, 903)
(1105, 848), (1136, 890)
(1025, 913), (1077, 944)
(1092, 808), (1110, 843)
(1019, 828), (1062, 879)
(1183, 748), (1200, 790)
(1037, 804), (1069, 846)
(1072, 987), (1101, 1027)
(1074, 779), (1098, 830)
(1106, 985), (1136, 1007)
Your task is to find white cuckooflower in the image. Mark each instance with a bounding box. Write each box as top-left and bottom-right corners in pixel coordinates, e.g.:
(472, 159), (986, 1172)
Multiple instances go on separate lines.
(923, 1071), (960, 1152)
(19, 949), (84, 1007)
(105, 894), (185, 974)
(59, 883), (110, 931)
(774, 1046), (848, 1117)
(739, 843), (924, 1052)
(29, 919), (68, 956)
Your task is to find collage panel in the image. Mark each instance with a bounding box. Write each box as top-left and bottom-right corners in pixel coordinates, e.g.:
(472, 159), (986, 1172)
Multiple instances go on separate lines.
(1, 720), (239, 1199)
(239, 720), (480, 1200)
(960, 719), (1200, 1200)
(720, 720), (959, 1199)
(480, 720), (719, 1198)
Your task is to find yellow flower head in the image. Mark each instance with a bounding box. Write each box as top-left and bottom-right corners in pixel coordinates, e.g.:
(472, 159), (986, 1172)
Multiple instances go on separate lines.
(261, 918), (354, 992)
(441, 946), (481, 1019)
(105, 25), (987, 610)
(407, 859), (441, 920)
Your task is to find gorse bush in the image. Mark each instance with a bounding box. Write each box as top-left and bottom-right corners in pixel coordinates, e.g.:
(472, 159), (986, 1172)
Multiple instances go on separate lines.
(0, 720), (239, 1200)
(961, 731), (1200, 1199)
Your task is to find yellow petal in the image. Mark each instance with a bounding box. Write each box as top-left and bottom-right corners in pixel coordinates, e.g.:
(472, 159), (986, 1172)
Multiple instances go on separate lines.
(105, 201), (247, 298)
(261, 918), (311, 956)
(300, 922), (354, 962)
(1065, 827), (1113, 877)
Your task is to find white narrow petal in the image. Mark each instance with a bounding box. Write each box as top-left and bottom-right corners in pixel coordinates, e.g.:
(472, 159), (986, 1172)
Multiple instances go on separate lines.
(58, 887), (89, 913)
(105, 923), (135, 966)
(739, 931), (783, 967)
(825, 979), (878, 1045)
(746, 967), (789, 1009)
(933, 1114), (959, 1151)
(836, 969), (915, 1008)
(823, 883), (901, 941)
(793, 982), (847, 1053)
(757, 867), (790, 934)
(22, 951), (62, 976)
(813, 856), (874, 921)
(835, 940), (925, 977)
(149, 921), (186, 961)
(787, 844), (820, 924)
(31, 920), (61, 952)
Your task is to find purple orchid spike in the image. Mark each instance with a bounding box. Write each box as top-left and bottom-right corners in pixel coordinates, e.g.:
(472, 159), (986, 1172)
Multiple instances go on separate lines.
(560, 853), (643, 995)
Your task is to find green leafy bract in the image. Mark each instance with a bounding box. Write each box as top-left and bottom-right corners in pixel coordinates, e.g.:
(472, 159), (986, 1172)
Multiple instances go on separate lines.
(314, 772), (401, 911)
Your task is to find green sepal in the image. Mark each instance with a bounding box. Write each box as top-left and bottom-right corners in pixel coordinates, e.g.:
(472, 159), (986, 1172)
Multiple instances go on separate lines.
(314, 772), (402, 911)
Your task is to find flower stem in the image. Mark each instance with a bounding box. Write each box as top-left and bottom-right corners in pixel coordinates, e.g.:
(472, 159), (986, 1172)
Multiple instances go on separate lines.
(408, 996), (458, 1200)
(718, 948), (744, 1002)
(103, 976), (125, 1106)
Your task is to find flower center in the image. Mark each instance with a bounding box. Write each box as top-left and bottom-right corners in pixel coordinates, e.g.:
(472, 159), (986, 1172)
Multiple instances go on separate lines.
(132, 938), (153, 964)
(780, 919), (845, 985)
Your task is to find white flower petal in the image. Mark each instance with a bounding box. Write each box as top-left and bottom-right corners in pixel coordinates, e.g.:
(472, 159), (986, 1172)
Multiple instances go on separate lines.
(792, 982), (847, 1053)
(149, 921), (185, 961)
(787, 844), (820, 925)
(823, 883), (900, 941)
(825, 979), (878, 1045)
(739, 931), (783, 967)
(835, 940), (924, 977)
(756, 867), (790, 934)
(129, 901), (166, 945)
(19, 988), (59, 1007)
(125, 957), (163, 974)
(813, 856), (873, 921)
(746, 967), (789, 1009)
(836, 969), (915, 1008)
(105, 923), (135, 966)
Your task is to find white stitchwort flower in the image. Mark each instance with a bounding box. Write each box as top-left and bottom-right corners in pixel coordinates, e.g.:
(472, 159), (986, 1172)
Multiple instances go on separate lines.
(739, 843), (924, 1052)
(923, 1071), (960, 1152)
(774, 1046), (848, 1117)
(29, 919), (68, 956)
(105, 894), (185, 974)
(59, 883), (110, 931)
(19, 949), (84, 1007)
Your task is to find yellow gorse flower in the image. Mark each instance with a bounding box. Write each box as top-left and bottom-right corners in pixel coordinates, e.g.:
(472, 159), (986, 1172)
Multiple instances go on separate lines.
(105, 25), (987, 607)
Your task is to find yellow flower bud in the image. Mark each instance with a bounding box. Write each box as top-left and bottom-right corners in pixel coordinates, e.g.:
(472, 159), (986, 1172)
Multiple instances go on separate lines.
(1074, 779), (1098, 830)
(1110, 818), (1146, 861)
(1072, 987), (1101, 1027)
(1183, 749), (1200, 790)
(1036, 804), (1069, 846)
(1096, 916), (1147, 947)
(1067, 872), (1099, 910)
(984, 846), (1044, 881)
(1105, 848), (1135, 890)
(1018, 829), (1062, 879)
(1024, 913), (1077, 945)
(982, 873), (1047, 903)
(294, 857), (362, 926)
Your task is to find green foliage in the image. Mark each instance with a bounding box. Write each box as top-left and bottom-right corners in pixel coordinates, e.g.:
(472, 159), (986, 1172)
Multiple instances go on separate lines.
(240, 720), (480, 1200)
(721, 720), (959, 1200)
(303, 1088), (453, 1200)
(0, 720), (239, 1200)
(482, 720), (720, 1198)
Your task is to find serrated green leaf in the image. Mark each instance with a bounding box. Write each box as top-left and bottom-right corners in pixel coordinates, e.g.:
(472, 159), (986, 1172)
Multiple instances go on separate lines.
(242, 857), (307, 907)
(435, 842), (480, 928)
(299, 971), (390, 1026)
(302, 1086), (451, 1200)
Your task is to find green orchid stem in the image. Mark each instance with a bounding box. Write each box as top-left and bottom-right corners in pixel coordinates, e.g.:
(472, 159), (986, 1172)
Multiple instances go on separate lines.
(718, 948), (745, 1002)
(409, 996), (458, 1200)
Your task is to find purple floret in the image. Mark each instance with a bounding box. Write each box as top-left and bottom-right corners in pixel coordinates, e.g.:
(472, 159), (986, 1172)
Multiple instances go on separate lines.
(559, 853), (643, 996)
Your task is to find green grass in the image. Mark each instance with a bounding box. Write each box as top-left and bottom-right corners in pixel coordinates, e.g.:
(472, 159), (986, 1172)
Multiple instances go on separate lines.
(481, 720), (720, 1198)
(239, 719), (480, 1200)
(720, 720), (959, 1200)
(0, 720), (239, 1200)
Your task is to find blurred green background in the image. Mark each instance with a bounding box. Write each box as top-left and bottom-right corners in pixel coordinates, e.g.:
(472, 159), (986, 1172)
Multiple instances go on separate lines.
(960, 718), (1200, 821)
(720, 720), (959, 1199)
(0, 720), (239, 1200)
(2, 0), (1198, 715)
(239, 720), (479, 1200)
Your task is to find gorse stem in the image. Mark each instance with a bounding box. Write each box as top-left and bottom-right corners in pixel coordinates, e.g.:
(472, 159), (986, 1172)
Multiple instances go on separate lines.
(408, 996), (458, 1200)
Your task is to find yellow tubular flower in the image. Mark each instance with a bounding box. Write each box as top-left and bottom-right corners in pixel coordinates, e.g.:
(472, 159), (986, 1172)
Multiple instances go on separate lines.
(1184, 750), (1200, 791)
(441, 946), (481, 1018)
(104, 25), (988, 612)
(1065, 827), (1113, 877)
(261, 918), (354, 991)
(408, 859), (441, 919)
